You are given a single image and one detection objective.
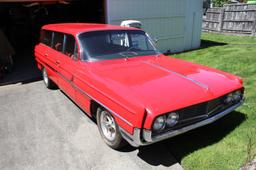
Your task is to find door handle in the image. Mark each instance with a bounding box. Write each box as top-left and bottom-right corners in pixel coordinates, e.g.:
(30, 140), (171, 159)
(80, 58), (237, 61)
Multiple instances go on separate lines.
(56, 60), (60, 65)
(44, 53), (48, 57)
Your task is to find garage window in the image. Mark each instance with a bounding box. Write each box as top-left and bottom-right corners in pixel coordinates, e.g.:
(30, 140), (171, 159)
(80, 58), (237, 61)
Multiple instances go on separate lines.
(53, 32), (64, 52)
(41, 30), (53, 47)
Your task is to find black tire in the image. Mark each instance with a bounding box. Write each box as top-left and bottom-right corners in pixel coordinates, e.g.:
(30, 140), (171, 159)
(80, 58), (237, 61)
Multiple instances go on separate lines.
(42, 67), (57, 89)
(96, 107), (127, 149)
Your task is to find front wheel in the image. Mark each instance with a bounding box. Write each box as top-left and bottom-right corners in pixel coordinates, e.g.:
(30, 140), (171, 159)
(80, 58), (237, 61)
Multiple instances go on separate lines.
(96, 107), (126, 149)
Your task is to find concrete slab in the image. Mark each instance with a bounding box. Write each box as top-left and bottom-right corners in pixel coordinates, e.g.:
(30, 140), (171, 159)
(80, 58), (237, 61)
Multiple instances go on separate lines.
(0, 81), (183, 170)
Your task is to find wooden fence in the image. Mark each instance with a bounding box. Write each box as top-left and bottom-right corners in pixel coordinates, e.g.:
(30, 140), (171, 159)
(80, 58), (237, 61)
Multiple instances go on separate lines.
(202, 4), (256, 36)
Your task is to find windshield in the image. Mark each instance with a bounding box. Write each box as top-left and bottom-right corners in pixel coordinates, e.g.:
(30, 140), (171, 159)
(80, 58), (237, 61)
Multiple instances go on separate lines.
(78, 30), (159, 61)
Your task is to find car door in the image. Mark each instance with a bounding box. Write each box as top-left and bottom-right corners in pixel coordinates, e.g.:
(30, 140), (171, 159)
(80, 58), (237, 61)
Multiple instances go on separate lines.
(52, 33), (77, 99)
(35, 30), (58, 83)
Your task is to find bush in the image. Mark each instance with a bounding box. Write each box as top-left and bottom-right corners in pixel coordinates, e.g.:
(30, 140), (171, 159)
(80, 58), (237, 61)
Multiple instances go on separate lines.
(212, 0), (247, 7)
(212, 0), (229, 7)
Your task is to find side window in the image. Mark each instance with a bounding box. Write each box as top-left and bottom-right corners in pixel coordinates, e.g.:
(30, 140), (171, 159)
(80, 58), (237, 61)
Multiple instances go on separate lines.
(53, 32), (64, 52)
(41, 30), (52, 47)
(64, 34), (78, 60)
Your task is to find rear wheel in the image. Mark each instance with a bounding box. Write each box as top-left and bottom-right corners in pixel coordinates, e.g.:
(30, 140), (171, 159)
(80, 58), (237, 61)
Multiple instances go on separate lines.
(42, 67), (56, 89)
(96, 107), (126, 149)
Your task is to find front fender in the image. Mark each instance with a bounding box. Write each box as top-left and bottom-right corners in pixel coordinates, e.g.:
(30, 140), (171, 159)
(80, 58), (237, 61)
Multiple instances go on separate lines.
(74, 73), (146, 135)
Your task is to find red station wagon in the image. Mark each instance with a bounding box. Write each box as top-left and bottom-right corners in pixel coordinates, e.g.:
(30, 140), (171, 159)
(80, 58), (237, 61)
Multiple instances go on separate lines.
(34, 23), (244, 149)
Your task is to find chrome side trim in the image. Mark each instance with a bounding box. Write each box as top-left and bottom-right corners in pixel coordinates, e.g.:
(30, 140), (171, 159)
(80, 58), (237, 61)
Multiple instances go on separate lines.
(120, 101), (243, 146)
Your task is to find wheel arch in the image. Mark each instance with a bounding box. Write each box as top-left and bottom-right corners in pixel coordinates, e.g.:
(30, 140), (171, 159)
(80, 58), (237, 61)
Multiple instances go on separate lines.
(90, 100), (100, 121)
(89, 99), (135, 135)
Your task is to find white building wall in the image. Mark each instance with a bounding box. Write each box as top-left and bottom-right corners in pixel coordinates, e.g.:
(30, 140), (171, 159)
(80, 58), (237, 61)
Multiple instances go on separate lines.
(184, 0), (203, 51)
(106, 0), (203, 53)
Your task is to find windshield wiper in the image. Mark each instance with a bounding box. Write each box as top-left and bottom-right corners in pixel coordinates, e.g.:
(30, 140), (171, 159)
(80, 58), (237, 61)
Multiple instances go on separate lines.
(118, 51), (138, 59)
(126, 46), (138, 52)
(119, 46), (139, 59)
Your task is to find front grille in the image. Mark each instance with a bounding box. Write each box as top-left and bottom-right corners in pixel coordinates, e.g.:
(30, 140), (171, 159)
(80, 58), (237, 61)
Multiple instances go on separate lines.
(176, 95), (229, 122)
(208, 97), (222, 113)
(179, 102), (208, 120)
(152, 92), (242, 136)
(175, 95), (234, 129)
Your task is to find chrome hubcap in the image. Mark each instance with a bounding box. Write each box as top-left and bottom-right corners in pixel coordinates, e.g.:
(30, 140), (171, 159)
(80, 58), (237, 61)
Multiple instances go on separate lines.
(43, 69), (48, 85)
(100, 111), (116, 141)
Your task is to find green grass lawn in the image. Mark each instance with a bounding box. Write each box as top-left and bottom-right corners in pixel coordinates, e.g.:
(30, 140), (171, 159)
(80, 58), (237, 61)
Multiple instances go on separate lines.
(168, 33), (256, 170)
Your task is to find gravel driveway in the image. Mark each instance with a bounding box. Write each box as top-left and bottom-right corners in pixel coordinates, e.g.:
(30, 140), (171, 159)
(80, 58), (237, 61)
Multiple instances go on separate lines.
(0, 81), (182, 170)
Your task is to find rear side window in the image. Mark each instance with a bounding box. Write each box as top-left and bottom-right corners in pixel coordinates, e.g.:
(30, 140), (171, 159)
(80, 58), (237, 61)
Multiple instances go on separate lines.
(64, 34), (78, 60)
(41, 30), (52, 47)
(53, 32), (64, 52)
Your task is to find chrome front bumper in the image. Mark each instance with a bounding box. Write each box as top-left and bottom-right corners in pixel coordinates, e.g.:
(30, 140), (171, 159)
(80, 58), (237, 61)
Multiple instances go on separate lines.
(119, 101), (243, 147)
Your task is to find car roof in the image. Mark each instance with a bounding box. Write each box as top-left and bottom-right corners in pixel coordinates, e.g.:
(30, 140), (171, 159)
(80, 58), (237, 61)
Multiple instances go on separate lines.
(42, 23), (140, 36)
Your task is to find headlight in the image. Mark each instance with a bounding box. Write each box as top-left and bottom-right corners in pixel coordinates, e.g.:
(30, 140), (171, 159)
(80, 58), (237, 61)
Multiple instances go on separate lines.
(224, 90), (242, 104)
(166, 112), (179, 127)
(153, 115), (166, 131)
(233, 90), (242, 102)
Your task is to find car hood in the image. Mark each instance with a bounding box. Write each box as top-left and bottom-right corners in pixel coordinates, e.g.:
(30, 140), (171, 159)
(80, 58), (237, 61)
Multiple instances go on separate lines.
(84, 55), (242, 115)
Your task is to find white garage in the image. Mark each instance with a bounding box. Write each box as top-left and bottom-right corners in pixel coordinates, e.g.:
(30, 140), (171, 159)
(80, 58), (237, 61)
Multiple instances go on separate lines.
(106, 0), (204, 53)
